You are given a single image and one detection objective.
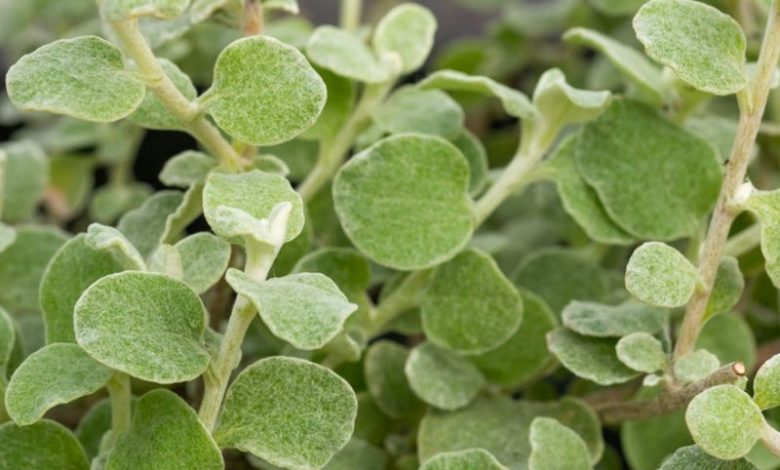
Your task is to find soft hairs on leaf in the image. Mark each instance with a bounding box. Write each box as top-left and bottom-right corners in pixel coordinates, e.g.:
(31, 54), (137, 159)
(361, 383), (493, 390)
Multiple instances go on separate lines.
(0, 420), (90, 470)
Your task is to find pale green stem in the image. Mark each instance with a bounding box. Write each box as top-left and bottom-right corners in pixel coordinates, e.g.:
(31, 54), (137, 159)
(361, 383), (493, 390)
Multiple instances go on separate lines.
(724, 223), (762, 257)
(109, 19), (244, 171)
(674, 1), (780, 360)
(365, 269), (432, 336)
(761, 421), (780, 458)
(340, 0), (363, 31)
(106, 372), (132, 444)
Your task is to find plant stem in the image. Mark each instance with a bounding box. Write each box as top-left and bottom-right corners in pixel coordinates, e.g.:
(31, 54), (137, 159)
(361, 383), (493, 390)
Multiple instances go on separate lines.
(724, 223), (762, 257)
(243, 0), (264, 36)
(365, 269), (432, 335)
(761, 421), (780, 457)
(674, 2), (780, 360)
(109, 19), (245, 171)
(106, 372), (132, 442)
(340, 0), (363, 31)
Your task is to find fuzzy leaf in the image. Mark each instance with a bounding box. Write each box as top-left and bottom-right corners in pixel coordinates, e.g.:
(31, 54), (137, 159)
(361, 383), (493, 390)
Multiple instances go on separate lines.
(533, 68), (611, 126)
(74, 272), (209, 383)
(634, 0), (747, 95)
(227, 269), (356, 350)
(207, 36), (327, 145)
(263, 0), (298, 13)
(89, 183), (152, 224)
(1, 141), (48, 224)
(106, 389), (223, 470)
(48, 155), (94, 219)
(86, 223), (146, 270)
(405, 342), (485, 411)
(547, 328), (638, 385)
(373, 3), (436, 74)
(0, 420), (89, 470)
(674, 349), (720, 383)
(303, 69), (355, 141)
(173, 232), (231, 294)
(159, 151), (216, 188)
(307, 26), (389, 83)
(686, 385), (764, 460)
(117, 190), (184, 259)
(420, 449), (506, 470)
(322, 438), (388, 470)
(373, 86), (464, 138)
(364, 341), (424, 419)
(101, 0), (190, 20)
(742, 190), (780, 288)
(452, 130), (489, 195)
(5, 343), (112, 425)
(753, 354), (780, 410)
(697, 313), (756, 370)
(333, 134), (473, 270)
(0, 224), (14, 254)
(293, 247), (371, 296)
(215, 357), (357, 470)
(128, 59), (196, 130)
(6, 36), (145, 122)
(148, 244), (183, 279)
(704, 257), (744, 320)
(615, 332), (667, 373)
(562, 301), (668, 338)
(659, 445), (758, 470)
(626, 242), (698, 307)
(529, 417), (591, 470)
(622, 409), (693, 470)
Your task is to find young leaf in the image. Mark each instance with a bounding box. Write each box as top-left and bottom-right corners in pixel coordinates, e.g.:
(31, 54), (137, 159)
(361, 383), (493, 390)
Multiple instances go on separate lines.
(373, 86), (464, 138)
(101, 0), (191, 21)
(404, 342), (485, 411)
(306, 26), (389, 83)
(576, 100), (722, 240)
(5, 343), (112, 425)
(303, 68), (355, 141)
(633, 0), (747, 95)
(206, 36), (327, 145)
(148, 244), (183, 278)
(159, 150), (217, 188)
(562, 301), (668, 338)
(419, 70), (537, 120)
(421, 248), (524, 354)
(74, 271), (209, 383)
(616, 332), (667, 373)
(174, 232), (231, 294)
(659, 445), (759, 470)
(117, 190), (184, 259)
(373, 3), (437, 74)
(532, 68), (611, 126)
(128, 59), (196, 130)
(686, 385), (764, 460)
(226, 269), (356, 350)
(364, 341), (424, 419)
(215, 357), (357, 470)
(625, 242), (698, 308)
(1, 140), (48, 224)
(753, 354), (780, 410)
(547, 328), (638, 385)
(333, 134), (474, 270)
(85, 223), (147, 270)
(704, 257), (744, 320)
(6, 36), (145, 122)
(106, 389), (223, 470)
(420, 449), (507, 470)
(742, 190), (780, 287)
(674, 349), (720, 383)
(528, 417), (592, 470)
(452, 130), (489, 196)
(0, 420), (89, 470)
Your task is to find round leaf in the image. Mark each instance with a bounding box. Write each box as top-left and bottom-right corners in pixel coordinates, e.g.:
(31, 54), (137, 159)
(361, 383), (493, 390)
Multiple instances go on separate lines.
(207, 36), (327, 145)
(754, 354), (780, 410)
(159, 151), (216, 188)
(697, 313), (756, 370)
(373, 86), (464, 138)
(74, 271), (209, 383)
(562, 300), (668, 338)
(174, 232), (231, 294)
(547, 328), (638, 385)
(128, 59), (196, 130)
(1, 140), (48, 224)
(674, 349), (720, 383)
(0, 420), (89, 470)
(306, 26), (389, 83)
(704, 257), (744, 321)
(364, 341), (424, 419)
(373, 3), (436, 74)
(616, 332), (667, 373)
(405, 342), (485, 410)
(532, 68), (611, 126)
(660, 445), (758, 470)
(529, 417), (591, 470)
(625, 242), (698, 308)
(420, 449), (506, 470)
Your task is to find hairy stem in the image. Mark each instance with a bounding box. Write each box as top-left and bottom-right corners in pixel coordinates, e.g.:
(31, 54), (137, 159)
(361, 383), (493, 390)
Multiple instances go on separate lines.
(106, 372), (132, 443)
(365, 269), (432, 336)
(724, 223), (762, 257)
(110, 19), (245, 171)
(674, 2), (780, 360)
(340, 0), (363, 31)
(761, 421), (780, 457)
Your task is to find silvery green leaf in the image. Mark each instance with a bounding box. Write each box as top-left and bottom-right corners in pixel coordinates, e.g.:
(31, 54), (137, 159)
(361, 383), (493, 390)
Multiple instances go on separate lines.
(40, 234), (126, 344)
(252, 154), (290, 177)
(48, 155), (94, 220)
(74, 271), (209, 383)
(452, 130), (489, 196)
(528, 417), (592, 470)
(322, 438), (388, 470)
(174, 232), (231, 294)
(128, 59), (196, 130)
(704, 257), (744, 321)
(562, 300), (668, 338)
(302, 69), (355, 141)
(162, 183), (204, 243)
(75, 398), (117, 459)
(5, 343), (112, 425)
(364, 341), (425, 419)
(419, 70), (536, 120)
(686, 385), (764, 460)
(589, 0), (645, 16)
(215, 357), (357, 470)
(306, 26), (389, 83)
(160, 151), (217, 188)
(634, 0), (747, 95)
(753, 354), (780, 410)
(404, 342), (485, 411)
(420, 449), (507, 470)
(101, 0), (190, 20)
(85, 224), (147, 271)
(533, 68), (611, 126)
(203, 170), (304, 245)
(373, 86), (464, 138)
(0, 226), (68, 312)
(674, 349), (720, 383)
(117, 190), (184, 259)
(206, 36), (327, 145)
(293, 247), (371, 296)
(421, 248), (523, 354)
(333, 134), (473, 270)
(697, 313), (756, 371)
(659, 445), (758, 470)
(226, 269), (356, 350)
(621, 408), (691, 470)
(372, 3), (436, 74)
(616, 332), (667, 373)
(1, 141), (48, 224)
(89, 183), (152, 225)
(626, 242), (698, 308)
(547, 328), (639, 385)
(742, 190), (780, 287)
(6, 36), (145, 122)
(0, 420), (89, 470)
(148, 244), (183, 279)
(105, 389), (223, 470)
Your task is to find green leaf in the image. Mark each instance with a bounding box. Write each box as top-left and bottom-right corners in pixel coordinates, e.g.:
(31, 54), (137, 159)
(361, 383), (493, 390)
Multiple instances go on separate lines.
(364, 341), (424, 419)
(633, 0), (747, 95)
(263, 0), (298, 13)
(322, 438), (388, 470)
(303, 69), (355, 141)
(533, 68), (611, 126)
(373, 3), (436, 74)
(128, 59), (196, 130)
(174, 232), (231, 294)
(420, 449), (507, 470)
(0, 307), (15, 379)
(421, 248), (523, 354)
(625, 241), (698, 308)
(697, 313), (757, 370)
(0, 420), (89, 470)
(203, 169), (305, 244)
(6, 36), (145, 122)
(333, 134), (474, 270)
(5, 343), (112, 425)
(74, 271), (209, 383)
(742, 190), (780, 288)
(674, 349), (720, 383)
(404, 342), (485, 411)
(89, 183), (152, 225)
(48, 155), (94, 220)
(101, 0), (191, 20)
(577, 100), (721, 240)
(75, 398), (117, 459)
(148, 244), (183, 279)
(373, 86), (464, 138)
(622, 408), (693, 470)
(207, 36), (327, 145)
(159, 151), (217, 188)
(41, 234), (126, 343)
(686, 385), (764, 460)
(215, 357), (357, 469)
(547, 328), (638, 385)
(419, 70), (537, 120)
(529, 417), (592, 470)
(293, 247), (371, 296)
(227, 269), (356, 350)
(469, 291), (557, 387)
(563, 28), (665, 102)
(753, 354), (780, 410)
(306, 26), (389, 83)
(452, 130), (489, 196)
(704, 257), (744, 320)
(0, 226), (68, 312)
(106, 389), (223, 470)
(615, 332), (667, 373)
(1, 141), (48, 224)
(0, 224), (15, 254)
(117, 190), (184, 259)
(562, 301), (668, 338)
(85, 223), (147, 270)
(659, 445), (759, 470)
